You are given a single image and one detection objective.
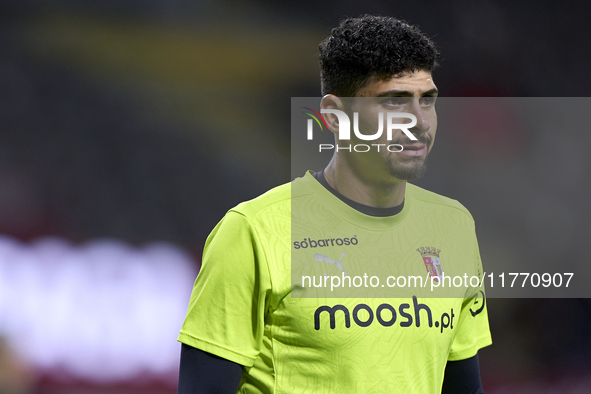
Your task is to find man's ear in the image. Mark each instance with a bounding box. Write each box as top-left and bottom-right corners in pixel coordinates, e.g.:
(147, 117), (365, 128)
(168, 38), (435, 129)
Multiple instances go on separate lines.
(320, 94), (346, 136)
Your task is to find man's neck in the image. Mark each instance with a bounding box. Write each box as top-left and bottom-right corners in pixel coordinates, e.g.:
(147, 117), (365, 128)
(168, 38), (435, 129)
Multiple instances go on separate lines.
(323, 159), (406, 208)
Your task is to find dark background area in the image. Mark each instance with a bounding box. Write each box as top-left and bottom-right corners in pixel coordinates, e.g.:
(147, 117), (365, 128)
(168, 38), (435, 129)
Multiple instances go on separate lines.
(1, 1), (590, 393)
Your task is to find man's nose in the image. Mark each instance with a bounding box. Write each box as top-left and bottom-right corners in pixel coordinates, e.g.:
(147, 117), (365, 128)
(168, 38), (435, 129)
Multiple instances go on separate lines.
(408, 100), (431, 135)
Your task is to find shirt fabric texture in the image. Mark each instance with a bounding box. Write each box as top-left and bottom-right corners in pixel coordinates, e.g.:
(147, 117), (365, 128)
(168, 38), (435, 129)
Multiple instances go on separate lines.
(178, 171), (492, 393)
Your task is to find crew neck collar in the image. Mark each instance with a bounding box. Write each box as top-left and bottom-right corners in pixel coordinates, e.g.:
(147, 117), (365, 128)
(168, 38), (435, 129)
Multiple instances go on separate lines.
(312, 170), (404, 217)
(299, 171), (412, 230)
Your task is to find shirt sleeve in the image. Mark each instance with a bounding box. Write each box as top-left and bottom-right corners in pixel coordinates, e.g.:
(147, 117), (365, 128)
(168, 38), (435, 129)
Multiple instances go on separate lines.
(178, 210), (271, 367)
(448, 227), (492, 361)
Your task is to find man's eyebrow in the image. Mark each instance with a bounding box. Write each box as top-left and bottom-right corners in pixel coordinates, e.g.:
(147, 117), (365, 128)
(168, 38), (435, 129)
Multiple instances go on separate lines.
(376, 88), (439, 97)
(376, 90), (413, 97)
(421, 88), (439, 96)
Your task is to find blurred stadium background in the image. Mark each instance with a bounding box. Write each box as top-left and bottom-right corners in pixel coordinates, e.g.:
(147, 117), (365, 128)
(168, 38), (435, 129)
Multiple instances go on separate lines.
(1, 1), (590, 393)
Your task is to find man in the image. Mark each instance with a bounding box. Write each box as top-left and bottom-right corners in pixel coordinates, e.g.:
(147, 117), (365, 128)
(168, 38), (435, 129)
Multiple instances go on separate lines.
(178, 15), (491, 393)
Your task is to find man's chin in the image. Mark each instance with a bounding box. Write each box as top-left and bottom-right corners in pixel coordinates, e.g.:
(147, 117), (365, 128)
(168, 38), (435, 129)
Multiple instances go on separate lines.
(387, 160), (428, 181)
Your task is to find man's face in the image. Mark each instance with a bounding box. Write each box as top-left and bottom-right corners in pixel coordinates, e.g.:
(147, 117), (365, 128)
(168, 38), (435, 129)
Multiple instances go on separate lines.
(348, 70), (438, 182)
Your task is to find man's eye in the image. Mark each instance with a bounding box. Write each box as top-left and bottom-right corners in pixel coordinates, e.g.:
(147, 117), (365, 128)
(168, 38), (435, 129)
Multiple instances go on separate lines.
(420, 96), (436, 106)
(382, 97), (409, 106)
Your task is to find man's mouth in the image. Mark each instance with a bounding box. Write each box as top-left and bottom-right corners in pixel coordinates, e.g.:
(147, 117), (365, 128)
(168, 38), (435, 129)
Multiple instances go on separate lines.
(401, 143), (425, 150)
(399, 143), (427, 156)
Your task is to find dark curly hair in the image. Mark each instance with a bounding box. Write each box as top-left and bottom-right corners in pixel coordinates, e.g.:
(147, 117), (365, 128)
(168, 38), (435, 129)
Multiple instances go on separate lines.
(319, 15), (440, 97)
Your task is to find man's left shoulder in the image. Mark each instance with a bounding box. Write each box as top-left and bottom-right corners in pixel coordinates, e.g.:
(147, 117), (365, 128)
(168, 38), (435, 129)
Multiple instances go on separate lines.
(407, 183), (474, 221)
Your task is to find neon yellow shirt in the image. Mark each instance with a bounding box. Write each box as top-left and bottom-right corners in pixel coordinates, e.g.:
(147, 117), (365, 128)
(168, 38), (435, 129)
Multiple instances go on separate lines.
(179, 171), (492, 393)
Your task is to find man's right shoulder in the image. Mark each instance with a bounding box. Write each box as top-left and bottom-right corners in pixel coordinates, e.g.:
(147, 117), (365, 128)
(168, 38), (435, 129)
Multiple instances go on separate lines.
(228, 173), (315, 221)
(229, 181), (292, 221)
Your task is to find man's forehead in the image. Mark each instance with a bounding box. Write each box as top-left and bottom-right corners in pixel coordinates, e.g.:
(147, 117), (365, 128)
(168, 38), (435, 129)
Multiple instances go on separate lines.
(356, 70), (437, 97)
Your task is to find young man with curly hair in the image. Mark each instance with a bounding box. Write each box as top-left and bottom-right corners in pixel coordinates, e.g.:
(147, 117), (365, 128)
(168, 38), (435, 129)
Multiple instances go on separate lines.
(177, 15), (491, 393)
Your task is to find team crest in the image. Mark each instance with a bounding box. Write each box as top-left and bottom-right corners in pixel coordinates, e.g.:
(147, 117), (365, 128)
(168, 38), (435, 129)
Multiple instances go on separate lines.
(417, 247), (443, 282)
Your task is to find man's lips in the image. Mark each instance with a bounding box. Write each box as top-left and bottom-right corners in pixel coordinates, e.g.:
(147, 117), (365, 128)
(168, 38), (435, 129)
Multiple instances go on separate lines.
(400, 143), (426, 150)
(398, 143), (427, 156)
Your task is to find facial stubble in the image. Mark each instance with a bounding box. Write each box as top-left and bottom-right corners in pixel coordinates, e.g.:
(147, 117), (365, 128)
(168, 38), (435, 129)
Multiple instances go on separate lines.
(386, 152), (428, 181)
(386, 135), (432, 181)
